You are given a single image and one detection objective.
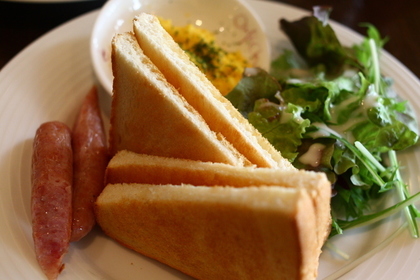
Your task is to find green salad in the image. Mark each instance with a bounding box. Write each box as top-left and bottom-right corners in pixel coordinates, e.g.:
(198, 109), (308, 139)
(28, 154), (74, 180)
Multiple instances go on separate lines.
(226, 7), (420, 238)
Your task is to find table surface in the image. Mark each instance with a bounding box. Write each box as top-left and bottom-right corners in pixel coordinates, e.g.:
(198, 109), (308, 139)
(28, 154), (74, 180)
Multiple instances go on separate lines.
(1, 0), (419, 80)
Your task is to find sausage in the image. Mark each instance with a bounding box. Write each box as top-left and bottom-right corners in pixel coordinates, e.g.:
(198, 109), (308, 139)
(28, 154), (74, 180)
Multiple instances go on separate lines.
(70, 86), (109, 242)
(31, 121), (73, 280)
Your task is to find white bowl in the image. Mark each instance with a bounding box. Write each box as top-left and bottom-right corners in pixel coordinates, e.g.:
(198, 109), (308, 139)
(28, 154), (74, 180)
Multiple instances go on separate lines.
(90, 0), (271, 97)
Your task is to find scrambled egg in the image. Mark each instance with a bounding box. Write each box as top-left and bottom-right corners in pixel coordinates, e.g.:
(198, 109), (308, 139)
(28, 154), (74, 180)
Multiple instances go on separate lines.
(159, 18), (250, 95)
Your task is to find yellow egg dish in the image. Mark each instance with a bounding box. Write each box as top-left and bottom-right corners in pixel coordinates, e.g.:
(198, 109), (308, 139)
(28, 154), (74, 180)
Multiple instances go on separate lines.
(159, 18), (250, 95)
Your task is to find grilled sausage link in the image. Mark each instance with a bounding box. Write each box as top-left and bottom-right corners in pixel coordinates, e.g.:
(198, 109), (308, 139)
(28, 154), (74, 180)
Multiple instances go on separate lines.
(71, 86), (108, 242)
(31, 121), (73, 280)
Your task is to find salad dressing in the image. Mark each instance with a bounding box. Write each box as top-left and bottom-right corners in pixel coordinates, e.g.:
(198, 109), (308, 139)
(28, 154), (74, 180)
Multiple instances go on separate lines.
(298, 143), (326, 167)
(327, 85), (380, 142)
(329, 95), (360, 124)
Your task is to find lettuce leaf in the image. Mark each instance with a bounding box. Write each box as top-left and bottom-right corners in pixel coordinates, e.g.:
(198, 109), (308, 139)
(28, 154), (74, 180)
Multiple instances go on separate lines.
(280, 15), (348, 77)
(248, 101), (310, 161)
(225, 68), (282, 117)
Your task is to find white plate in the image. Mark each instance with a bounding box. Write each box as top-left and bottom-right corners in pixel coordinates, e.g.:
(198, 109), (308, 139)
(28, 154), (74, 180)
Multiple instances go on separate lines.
(0, 1), (420, 279)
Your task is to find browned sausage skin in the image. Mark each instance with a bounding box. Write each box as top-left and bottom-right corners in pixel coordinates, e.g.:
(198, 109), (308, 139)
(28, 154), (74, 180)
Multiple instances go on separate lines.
(31, 121), (73, 280)
(71, 86), (108, 242)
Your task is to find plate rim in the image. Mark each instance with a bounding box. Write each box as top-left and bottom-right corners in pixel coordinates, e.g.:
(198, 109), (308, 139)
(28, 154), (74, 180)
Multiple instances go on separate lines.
(1, 1), (420, 279)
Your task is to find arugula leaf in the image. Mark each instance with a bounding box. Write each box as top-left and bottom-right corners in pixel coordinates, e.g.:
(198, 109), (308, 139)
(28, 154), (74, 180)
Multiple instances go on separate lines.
(330, 190), (420, 237)
(352, 24), (388, 85)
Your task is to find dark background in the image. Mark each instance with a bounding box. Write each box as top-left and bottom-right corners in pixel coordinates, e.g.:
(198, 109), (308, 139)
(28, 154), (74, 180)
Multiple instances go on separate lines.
(274, 0), (420, 78)
(1, 0), (419, 78)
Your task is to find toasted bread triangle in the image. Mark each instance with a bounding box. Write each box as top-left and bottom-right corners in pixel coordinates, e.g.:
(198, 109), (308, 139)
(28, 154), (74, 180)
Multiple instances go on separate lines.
(132, 13), (294, 169)
(109, 32), (247, 166)
(95, 183), (320, 280)
(105, 150), (332, 247)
